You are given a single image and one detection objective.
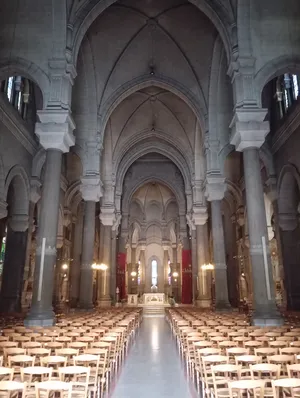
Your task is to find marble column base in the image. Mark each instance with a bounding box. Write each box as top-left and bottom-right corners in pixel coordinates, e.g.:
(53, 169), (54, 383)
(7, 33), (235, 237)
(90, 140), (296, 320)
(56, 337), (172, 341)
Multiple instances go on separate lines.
(195, 298), (211, 308)
(215, 300), (232, 312)
(78, 301), (94, 311)
(25, 309), (55, 327)
(97, 297), (112, 307)
(251, 306), (283, 327)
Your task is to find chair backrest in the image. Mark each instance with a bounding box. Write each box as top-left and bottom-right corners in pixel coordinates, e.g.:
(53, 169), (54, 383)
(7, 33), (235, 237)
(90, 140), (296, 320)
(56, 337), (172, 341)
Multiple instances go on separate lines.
(228, 379), (265, 398)
(0, 367), (14, 381)
(272, 378), (300, 398)
(250, 363), (281, 380)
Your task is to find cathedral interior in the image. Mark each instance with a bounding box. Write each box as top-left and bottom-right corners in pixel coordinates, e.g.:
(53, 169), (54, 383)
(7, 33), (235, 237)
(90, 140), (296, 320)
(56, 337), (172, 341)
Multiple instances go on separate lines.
(0, 0), (300, 395)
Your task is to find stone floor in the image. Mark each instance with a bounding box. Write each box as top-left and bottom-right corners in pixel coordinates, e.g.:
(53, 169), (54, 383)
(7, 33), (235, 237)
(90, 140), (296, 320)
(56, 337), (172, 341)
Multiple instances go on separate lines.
(110, 315), (197, 398)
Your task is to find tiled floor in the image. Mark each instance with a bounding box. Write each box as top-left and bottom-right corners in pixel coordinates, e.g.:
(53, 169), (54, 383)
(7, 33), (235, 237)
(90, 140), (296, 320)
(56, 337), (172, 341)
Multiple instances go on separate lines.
(110, 315), (197, 398)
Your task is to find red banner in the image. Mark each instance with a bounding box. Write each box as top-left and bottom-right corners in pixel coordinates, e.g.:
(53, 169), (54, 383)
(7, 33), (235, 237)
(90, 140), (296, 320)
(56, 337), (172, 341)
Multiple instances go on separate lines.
(182, 249), (192, 304)
(117, 252), (126, 300)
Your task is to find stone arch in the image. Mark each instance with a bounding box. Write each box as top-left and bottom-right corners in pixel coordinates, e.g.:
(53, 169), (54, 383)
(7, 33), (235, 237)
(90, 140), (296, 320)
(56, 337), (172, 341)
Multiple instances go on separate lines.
(65, 181), (82, 211)
(254, 55), (300, 104)
(98, 76), (207, 138)
(277, 164), (300, 230)
(122, 177), (186, 217)
(4, 166), (30, 217)
(0, 154), (5, 200)
(71, 0), (233, 67)
(0, 56), (49, 107)
(116, 140), (191, 199)
(32, 149), (46, 179)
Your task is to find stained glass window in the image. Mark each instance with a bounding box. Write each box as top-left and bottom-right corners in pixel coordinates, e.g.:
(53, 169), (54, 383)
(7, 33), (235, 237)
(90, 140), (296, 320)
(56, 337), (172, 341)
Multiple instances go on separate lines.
(151, 259), (157, 287)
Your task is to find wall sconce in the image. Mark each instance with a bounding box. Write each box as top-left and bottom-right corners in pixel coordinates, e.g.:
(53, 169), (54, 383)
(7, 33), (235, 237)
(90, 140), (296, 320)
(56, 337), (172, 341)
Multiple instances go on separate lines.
(201, 263), (214, 270)
(92, 263), (108, 271)
(131, 271), (137, 277)
(62, 263), (68, 270)
(172, 271), (179, 278)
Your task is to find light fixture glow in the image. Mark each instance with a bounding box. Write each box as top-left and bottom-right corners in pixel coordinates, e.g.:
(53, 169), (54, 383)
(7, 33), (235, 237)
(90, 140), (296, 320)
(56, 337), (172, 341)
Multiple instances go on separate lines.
(172, 271), (179, 278)
(131, 271), (137, 277)
(201, 263), (214, 270)
(62, 263), (68, 270)
(92, 263), (108, 271)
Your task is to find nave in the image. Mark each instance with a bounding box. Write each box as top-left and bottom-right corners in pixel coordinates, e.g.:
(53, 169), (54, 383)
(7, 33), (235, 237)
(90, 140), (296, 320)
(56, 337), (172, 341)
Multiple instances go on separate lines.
(111, 316), (196, 398)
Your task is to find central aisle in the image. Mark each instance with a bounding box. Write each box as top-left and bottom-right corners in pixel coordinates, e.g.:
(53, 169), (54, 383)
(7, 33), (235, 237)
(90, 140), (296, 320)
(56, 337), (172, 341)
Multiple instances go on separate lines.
(111, 316), (196, 398)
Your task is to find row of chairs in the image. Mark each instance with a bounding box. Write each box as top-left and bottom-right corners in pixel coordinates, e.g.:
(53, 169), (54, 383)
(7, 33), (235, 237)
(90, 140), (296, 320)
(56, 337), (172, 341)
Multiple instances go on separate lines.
(0, 308), (142, 397)
(167, 308), (300, 397)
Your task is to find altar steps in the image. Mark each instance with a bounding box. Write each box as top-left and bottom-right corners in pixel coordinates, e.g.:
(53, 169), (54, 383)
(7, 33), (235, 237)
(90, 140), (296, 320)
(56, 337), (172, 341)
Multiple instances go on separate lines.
(142, 305), (167, 317)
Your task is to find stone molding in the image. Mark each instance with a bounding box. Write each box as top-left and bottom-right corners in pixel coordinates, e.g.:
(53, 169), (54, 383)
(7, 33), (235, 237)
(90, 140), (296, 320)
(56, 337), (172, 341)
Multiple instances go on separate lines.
(271, 104), (300, 154)
(8, 214), (29, 232)
(278, 213), (298, 231)
(0, 94), (37, 155)
(80, 176), (103, 202)
(230, 108), (269, 151)
(30, 177), (41, 204)
(205, 175), (227, 201)
(100, 207), (116, 227)
(0, 200), (8, 219)
(192, 206), (208, 226)
(35, 110), (75, 153)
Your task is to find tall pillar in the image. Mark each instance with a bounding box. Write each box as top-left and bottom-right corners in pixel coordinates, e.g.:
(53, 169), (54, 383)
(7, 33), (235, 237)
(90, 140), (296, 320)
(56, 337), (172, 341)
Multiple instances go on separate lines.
(163, 247), (170, 297)
(79, 201), (96, 309)
(22, 182), (40, 310)
(191, 229), (198, 303)
(0, 215), (29, 312)
(70, 204), (83, 307)
(98, 225), (112, 306)
(171, 245), (179, 302)
(193, 208), (211, 308)
(110, 229), (117, 303)
(25, 111), (75, 326)
(206, 178), (231, 310)
(230, 108), (282, 326)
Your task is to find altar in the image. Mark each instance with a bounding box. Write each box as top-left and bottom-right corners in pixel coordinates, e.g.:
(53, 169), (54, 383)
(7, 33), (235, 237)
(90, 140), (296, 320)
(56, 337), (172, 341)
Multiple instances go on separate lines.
(143, 293), (165, 305)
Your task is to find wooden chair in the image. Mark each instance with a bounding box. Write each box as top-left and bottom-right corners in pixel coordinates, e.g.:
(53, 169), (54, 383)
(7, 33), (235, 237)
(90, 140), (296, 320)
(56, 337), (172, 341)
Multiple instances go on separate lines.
(58, 365), (90, 398)
(35, 380), (71, 398)
(211, 364), (241, 398)
(228, 379), (265, 398)
(0, 380), (25, 398)
(271, 378), (300, 398)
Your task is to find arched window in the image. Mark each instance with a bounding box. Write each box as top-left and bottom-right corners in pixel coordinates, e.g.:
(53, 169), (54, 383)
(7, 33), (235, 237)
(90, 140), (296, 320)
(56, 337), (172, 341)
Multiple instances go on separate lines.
(151, 259), (158, 287)
(274, 74), (300, 119)
(1, 76), (33, 120)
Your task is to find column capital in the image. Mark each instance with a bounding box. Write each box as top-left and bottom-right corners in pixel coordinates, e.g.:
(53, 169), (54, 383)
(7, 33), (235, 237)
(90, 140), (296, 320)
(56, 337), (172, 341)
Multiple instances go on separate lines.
(80, 176), (103, 202)
(230, 108), (269, 151)
(205, 175), (226, 201)
(63, 208), (72, 227)
(192, 206), (208, 226)
(278, 213), (298, 231)
(35, 110), (75, 153)
(30, 177), (41, 204)
(8, 214), (29, 232)
(100, 207), (116, 226)
(0, 200), (8, 219)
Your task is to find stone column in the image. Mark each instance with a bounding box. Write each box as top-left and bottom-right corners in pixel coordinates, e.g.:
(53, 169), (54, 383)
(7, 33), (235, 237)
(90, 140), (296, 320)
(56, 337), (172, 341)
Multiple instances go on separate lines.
(25, 110), (75, 326)
(70, 205), (83, 307)
(79, 177), (102, 309)
(98, 208), (115, 306)
(163, 247), (170, 297)
(171, 245), (179, 302)
(194, 211), (211, 308)
(110, 230), (117, 303)
(230, 108), (282, 326)
(191, 229), (198, 303)
(0, 215), (29, 312)
(139, 247), (146, 294)
(206, 177), (231, 310)
(78, 201), (96, 309)
(98, 225), (112, 306)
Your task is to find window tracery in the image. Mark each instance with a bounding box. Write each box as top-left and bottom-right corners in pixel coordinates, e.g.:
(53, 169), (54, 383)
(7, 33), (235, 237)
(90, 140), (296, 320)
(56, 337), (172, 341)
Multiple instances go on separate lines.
(0, 76), (33, 120)
(275, 73), (299, 119)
